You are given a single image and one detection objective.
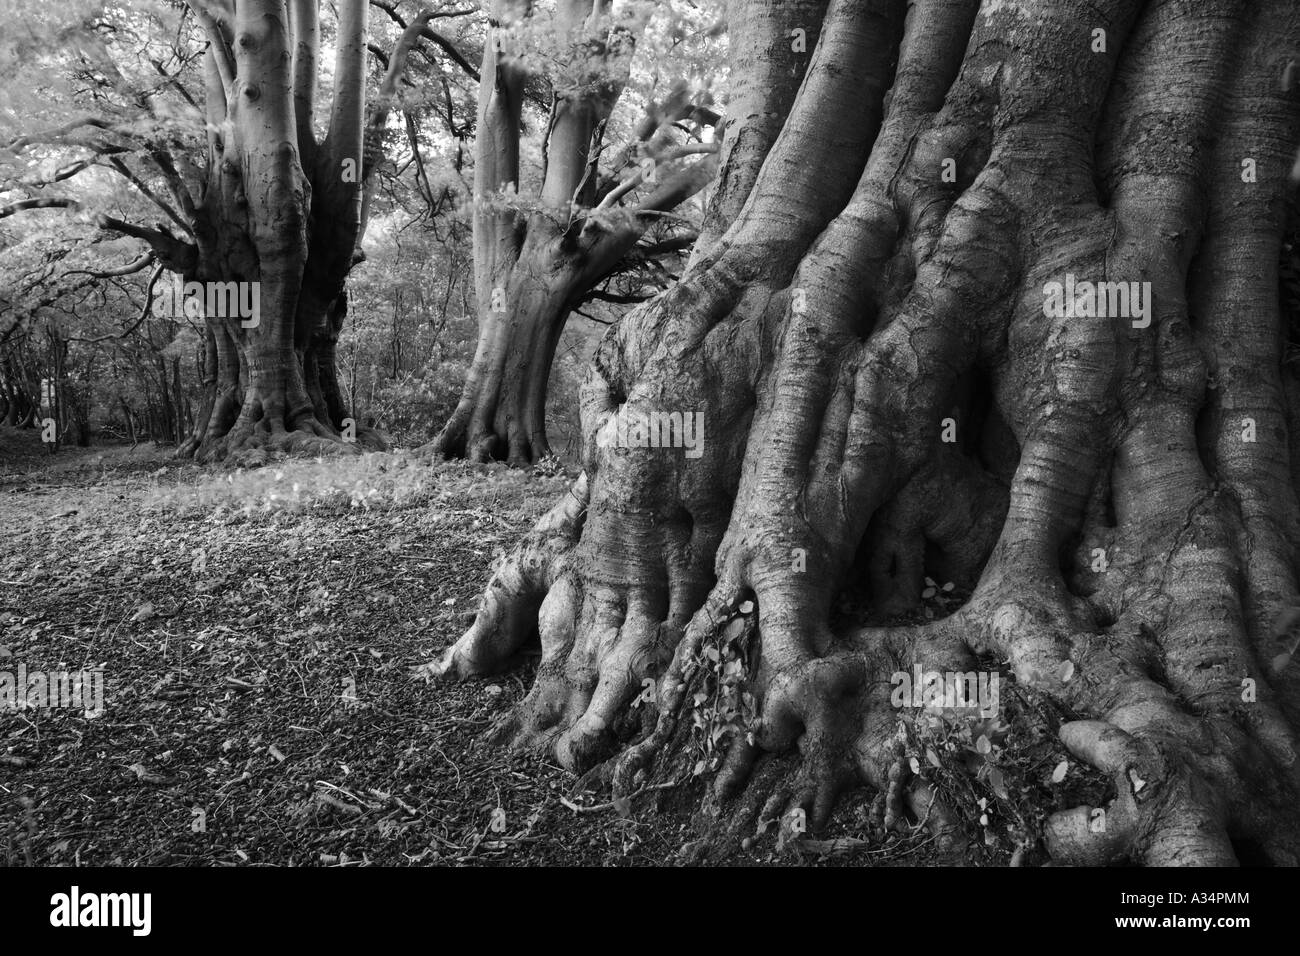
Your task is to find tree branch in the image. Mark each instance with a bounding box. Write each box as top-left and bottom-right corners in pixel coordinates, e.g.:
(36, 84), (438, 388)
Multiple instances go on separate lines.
(188, 1), (236, 97)
(589, 143), (718, 217)
(290, 0), (321, 159)
(0, 197), (80, 219)
(368, 0), (481, 81)
(584, 288), (652, 304)
(3, 117), (117, 152)
(357, 8), (439, 239)
(325, 0), (370, 177)
(95, 215), (199, 273)
(66, 262), (166, 345)
(108, 157), (194, 236)
(61, 252), (156, 280)
(147, 148), (200, 222)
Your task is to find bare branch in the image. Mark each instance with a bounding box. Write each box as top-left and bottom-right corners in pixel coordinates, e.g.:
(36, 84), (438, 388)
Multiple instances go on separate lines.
(0, 197), (80, 219)
(147, 149), (200, 222)
(590, 143), (718, 216)
(95, 215), (198, 273)
(108, 157), (194, 236)
(368, 0), (481, 81)
(3, 117), (132, 154)
(67, 262), (165, 345)
(61, 252), (156, 280)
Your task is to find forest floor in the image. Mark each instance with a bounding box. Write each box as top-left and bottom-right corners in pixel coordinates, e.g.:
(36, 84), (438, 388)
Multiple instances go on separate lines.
(0, 427), (1080, 867)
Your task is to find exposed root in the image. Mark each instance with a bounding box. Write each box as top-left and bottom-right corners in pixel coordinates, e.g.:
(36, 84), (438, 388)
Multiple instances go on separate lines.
(175, 385), (383, 465)
(419, 474), (589, 680)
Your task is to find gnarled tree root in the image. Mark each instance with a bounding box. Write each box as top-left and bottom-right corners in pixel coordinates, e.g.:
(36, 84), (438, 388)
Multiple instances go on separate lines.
(422, 0), (1300, 866)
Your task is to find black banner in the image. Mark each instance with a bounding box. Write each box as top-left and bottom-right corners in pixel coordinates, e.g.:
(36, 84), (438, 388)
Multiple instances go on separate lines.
(0, 865), (1289, 944)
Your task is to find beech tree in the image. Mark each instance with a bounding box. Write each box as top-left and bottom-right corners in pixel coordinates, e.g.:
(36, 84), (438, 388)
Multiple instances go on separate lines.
(0, 0), (469, 461)
(426, 0), (1300, 865)
(429, 0), (722, 464)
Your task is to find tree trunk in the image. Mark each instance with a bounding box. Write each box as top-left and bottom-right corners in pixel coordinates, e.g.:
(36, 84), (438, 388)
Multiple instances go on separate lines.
(120, 397), (137, 446)
(427, 0), (1300, 866)
(165, 1), (343, 461)
(171, 357), (186, 445)
(303, 292), (354, 435)
(0, 354), (28, 427)
(111, 0), (411, 464)
(2, 1), (458, 461)
(429, 0), (720, 466)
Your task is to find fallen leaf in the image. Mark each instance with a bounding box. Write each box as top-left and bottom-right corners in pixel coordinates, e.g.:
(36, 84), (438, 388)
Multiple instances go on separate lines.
(988, 767), (1009, 800)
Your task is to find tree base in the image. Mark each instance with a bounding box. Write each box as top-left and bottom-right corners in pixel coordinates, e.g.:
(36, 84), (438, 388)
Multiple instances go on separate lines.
(176, 387), (389, 465)
(418, 413), (553, 468)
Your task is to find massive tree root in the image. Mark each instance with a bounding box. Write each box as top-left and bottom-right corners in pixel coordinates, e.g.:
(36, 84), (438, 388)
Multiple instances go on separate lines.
(425, 0), (1300, 865)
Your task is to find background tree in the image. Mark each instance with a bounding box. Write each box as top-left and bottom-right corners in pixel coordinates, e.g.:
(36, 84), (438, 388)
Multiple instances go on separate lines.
(1, 0), (488, 453)
(0, 0), (478, 461)
(429, 0), (723, 465)
(0, 212), (191, 448)
(428, 0), (1300, 866)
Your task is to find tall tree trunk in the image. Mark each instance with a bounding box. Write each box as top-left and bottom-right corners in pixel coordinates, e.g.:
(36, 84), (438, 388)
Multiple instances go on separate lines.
(427, 0), (1300, 866)
(168, 0), (350, 461)
(120, 0), (416, 463)
(1, 1), (466, 461)
(171, 0), (461, 461)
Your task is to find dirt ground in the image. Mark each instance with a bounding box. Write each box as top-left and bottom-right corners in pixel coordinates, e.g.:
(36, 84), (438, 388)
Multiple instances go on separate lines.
(1, 428), (1093, 866)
